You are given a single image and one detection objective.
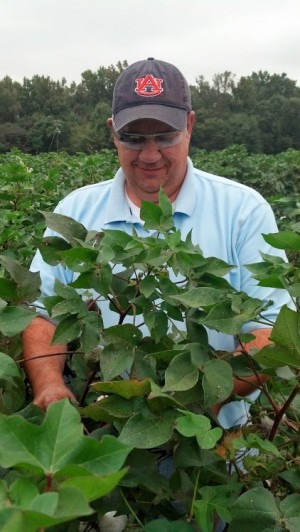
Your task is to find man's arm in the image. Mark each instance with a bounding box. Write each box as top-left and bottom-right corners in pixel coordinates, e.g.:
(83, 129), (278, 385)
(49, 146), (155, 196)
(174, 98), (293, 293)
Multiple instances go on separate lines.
(233, 327), (272, 396)
(212, 328), (272, 415)
(22, 316), (76, 410)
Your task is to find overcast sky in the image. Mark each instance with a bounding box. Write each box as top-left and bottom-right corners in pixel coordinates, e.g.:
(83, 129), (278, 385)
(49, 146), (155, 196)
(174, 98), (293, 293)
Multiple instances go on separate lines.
(1, 0), (300, 87)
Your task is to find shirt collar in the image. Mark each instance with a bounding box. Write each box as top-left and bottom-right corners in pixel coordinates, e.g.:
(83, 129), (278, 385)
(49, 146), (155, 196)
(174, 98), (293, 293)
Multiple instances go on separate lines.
(104, 157), (196, 224)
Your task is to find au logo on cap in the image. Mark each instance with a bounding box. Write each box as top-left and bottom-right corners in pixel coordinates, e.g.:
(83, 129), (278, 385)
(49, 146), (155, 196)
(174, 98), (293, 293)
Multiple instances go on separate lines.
(135, 74), (164, 97)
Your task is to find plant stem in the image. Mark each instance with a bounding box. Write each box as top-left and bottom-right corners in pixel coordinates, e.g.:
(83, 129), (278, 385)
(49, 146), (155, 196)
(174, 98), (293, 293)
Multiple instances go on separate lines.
(189, 468), (200, 520)
(79, 369), (97, 407)
(269, 383), (300, 441)
(241, 351), (280, 413)
(119, 489), (144, 529)
(46, 473), (53, 492)
(18, 350), (84, 365)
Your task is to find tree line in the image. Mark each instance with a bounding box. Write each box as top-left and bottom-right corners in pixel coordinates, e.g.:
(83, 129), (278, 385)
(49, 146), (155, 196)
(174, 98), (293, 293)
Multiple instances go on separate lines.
(0, 60), (300, 155)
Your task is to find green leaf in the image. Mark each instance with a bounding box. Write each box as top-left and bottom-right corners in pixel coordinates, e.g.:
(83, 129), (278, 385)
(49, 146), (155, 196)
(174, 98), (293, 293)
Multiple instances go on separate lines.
(80, 395), (135, 421)
(101, 229), (133, 249)
(80, 315), (102, 355)
(186, 309), (209, 346)
(195, 256), (234, 277)
(53, 279), (80, 299)
(37, 236), (71, 265)
(163, 351), (199, 392)
(103, 323), (143, 346)
(0, 352), (22, 381)
(280, 494), (300, 520)
(0, 278), (18, 302)
(100, 344), (135, 381)
(158, 188), (173, 218)
(200, 299), (262, 335)
(60, 468), (128, 502)
(175, 412), (222, 449)
(255, 305), (300, 369)
(262, 231), (300, 251)
(254, 344), (300, 369)
(100, 323), (142, 380)
(71, 267), (112, 296)
(41, 211), (87, 243)
(279, 468), (300, 490)
(51, 298), (88, 318)
(0, 399), (131, 476)
(202, 359), (233, 406)
(92, 379), (151, 399)
(229, 487), (280, 532)
(0, 352), (25, 414)
(289, 282), (300, 298)
(140, 200), (174, 232)
(145, 519), (194, 531)
(60, 247), (98, 271)
(194, 484), (241, 532)
(0, 256), (41, 303)
(0, 306), (36, 336)
(25, 487), (93, 527)
(242, 434), (280, 456)
(29, 492), (59, 517)
(119, 412), (173, 448)
(176, 412), (211, 436)
(51, 315), (82, 345)
(9, 477), (39, 508)
(144, 309), (168, 342)
(170, 287), (226, 308)
(140, 275), (158, 297)
(40, 295), (63, 315)
(196, 427), (223, 449)
(270, 305), (300, 356)
(0, 509), (26, 532)
(0, 400), (81, 473)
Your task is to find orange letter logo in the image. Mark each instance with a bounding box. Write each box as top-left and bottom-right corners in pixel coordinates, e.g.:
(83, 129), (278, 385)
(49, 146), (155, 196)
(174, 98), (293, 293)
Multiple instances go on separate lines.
(135, 74), (164, 97)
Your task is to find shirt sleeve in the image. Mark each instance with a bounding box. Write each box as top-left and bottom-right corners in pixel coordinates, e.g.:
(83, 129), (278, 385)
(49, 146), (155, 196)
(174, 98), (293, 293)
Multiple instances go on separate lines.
(235, 201), (293, 331)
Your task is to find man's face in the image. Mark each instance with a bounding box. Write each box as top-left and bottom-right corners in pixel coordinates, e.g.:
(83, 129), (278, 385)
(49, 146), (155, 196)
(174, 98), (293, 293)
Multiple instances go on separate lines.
(109, 112), (195, 205)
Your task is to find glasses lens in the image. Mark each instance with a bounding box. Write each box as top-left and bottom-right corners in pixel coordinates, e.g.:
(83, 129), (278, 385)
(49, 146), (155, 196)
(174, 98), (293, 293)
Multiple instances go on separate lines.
(116, 131), (182, 150)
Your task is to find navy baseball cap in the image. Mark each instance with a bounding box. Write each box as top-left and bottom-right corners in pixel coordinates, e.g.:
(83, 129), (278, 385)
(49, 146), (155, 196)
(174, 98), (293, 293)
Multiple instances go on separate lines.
(112, 58), (192, 132)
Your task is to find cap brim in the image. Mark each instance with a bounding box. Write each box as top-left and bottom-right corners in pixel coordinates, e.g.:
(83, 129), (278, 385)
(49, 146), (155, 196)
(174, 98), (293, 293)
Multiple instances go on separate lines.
(113, 104), (188, 132)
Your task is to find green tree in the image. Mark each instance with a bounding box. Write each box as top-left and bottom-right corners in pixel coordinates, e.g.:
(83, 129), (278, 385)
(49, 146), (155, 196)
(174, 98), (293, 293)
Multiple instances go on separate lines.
(0, 76), (22, 122)
(27, 116), (69, 153)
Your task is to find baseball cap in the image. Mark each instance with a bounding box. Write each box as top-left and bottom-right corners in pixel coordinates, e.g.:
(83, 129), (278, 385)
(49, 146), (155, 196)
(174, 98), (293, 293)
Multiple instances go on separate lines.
(112, 58), (192, 132)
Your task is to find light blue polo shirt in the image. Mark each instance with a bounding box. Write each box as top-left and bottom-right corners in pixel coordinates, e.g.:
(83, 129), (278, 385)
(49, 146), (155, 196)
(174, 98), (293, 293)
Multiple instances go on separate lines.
(30, 158), (291, 428)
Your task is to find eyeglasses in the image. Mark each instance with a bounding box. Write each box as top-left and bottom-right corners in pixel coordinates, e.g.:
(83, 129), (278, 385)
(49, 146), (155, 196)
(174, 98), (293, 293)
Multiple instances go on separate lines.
(114, 129), (183, 150)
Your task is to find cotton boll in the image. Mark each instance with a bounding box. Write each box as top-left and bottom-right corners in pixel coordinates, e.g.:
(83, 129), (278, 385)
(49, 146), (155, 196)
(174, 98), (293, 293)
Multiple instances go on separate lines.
(99, 511), (128, 532)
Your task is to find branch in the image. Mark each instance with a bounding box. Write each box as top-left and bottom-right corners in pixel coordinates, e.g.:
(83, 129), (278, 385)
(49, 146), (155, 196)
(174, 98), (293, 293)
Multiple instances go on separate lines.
(18, 350), (84, 365)
(268, 383), (300, 442)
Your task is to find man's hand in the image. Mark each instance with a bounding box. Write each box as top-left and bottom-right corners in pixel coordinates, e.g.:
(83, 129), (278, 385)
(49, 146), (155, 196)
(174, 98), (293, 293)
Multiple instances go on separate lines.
(33, 382), (77, 411)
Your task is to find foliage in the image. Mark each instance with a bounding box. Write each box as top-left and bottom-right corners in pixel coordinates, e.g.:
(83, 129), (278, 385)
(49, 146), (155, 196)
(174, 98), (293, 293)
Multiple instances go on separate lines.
(0, 167), (299, 530)
(0, 147), (299, 268)
(0, 64), (300, 154)
(0, 400), (130, 531)
(0, 150), (299, 529)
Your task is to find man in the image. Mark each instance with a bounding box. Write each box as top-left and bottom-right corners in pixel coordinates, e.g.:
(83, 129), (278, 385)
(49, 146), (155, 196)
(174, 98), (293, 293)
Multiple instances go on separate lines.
(22, 58), (291, 427)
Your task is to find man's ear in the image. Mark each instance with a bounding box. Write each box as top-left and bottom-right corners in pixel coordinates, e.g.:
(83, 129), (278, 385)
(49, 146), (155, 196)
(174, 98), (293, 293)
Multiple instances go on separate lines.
(187, 111), (195, 134)
(107, 118), (118, 148)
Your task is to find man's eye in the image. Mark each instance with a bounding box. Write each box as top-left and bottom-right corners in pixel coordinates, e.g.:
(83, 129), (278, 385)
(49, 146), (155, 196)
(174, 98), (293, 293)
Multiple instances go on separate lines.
(129, 136), (143, 144)
(156, 135), (169, 142)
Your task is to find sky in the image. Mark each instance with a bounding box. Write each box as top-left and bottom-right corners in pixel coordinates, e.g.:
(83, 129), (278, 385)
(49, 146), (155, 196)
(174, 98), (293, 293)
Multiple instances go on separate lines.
(1, 0), (300, 87)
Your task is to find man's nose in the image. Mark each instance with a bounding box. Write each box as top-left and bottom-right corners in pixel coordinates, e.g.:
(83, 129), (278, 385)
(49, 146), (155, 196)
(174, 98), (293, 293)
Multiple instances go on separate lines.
(138, 139), (161, 163)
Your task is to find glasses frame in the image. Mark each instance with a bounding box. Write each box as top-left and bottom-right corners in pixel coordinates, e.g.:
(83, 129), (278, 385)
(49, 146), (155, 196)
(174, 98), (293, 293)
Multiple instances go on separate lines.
(113, 128), (184, 150)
